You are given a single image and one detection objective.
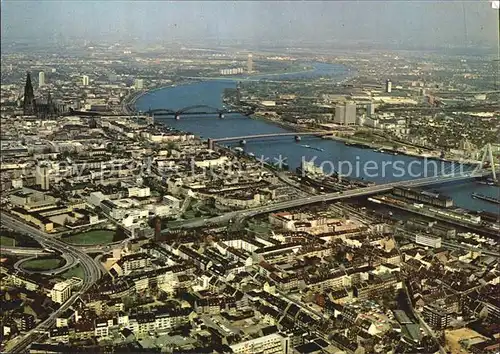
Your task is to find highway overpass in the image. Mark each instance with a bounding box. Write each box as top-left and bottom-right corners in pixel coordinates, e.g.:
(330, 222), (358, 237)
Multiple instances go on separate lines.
(1, 212), (102, 353)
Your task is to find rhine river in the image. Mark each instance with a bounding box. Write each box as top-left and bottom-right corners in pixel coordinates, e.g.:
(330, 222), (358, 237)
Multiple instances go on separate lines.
(135, 63), (499, 214)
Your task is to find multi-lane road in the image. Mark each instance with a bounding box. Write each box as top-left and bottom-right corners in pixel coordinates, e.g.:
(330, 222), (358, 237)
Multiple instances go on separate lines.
(2, 168), (495, 350)
(1, 212), (102, 353)
(0, 247), (49, 256)
(173, 171), (492, 230)
(13, 252), (78, 276)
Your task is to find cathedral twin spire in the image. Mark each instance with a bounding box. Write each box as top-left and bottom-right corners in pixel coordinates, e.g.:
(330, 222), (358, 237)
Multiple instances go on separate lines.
(23, 72), (36, 115)
(22, 72), (57, 117)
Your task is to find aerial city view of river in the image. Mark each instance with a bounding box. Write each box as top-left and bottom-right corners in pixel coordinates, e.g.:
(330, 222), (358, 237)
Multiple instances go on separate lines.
(135, 63), (499, 214)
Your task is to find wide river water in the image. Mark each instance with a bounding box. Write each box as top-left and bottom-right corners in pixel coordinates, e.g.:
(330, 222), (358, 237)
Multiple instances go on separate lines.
(135, 63), (499, 214)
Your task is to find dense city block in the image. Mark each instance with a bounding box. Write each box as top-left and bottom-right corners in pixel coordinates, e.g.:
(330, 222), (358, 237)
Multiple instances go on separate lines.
(1, 2), (499, 353)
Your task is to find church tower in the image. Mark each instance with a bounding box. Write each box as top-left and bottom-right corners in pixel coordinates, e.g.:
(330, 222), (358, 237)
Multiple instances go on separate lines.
(23, 72), (36, 115)
(46, 91), (56, 116)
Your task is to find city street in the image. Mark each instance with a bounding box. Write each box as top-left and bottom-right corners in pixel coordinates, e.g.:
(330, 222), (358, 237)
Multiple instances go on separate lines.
(1, 212), (102, 353)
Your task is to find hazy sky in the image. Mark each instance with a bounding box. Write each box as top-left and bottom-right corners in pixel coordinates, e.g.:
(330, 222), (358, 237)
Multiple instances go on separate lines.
(1, 1), (498, 49)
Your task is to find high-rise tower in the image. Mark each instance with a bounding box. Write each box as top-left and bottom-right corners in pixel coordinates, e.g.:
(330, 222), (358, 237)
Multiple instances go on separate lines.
(366, 103), (375, 117)
(334, 102), (356, 125)
(38, 71), (45, 87)
(334, 104), (345, 124)
(35, 166), (51, 190)
(247, 54), (253, 73)
(344, 102), (357, 125)
(23, 72), (36, 115)
(134, 79), (144, 90)
(385, 79), (392, 93)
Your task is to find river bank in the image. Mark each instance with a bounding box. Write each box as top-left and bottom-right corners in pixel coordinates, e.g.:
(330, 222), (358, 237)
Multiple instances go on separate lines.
(133, 68), (498, 214)
(239, 109), (482, 167)
(222, 89), (478, 167)
(133, 78), (481, 169)
(250, 114), (305, 133)
(182, 67), (317, 82)
(122, 81), (198, 114)
(121, 90), (146, 114)
(321, 135), (482, 166)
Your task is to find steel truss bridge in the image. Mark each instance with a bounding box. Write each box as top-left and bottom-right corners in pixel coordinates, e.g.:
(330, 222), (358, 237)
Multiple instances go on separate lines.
(144, 105), (255, 119)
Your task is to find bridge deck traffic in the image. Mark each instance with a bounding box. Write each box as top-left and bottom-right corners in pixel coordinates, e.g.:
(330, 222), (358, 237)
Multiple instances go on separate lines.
(144, 104), (254, 117)
(212, 131), (330, 142)
(173, 168), (497, 230)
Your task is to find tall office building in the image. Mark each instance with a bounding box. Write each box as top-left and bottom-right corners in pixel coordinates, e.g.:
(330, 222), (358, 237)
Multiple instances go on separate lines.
(334, 104), (345, 124)
(334, 103), (356, 125)
(366, 103), (375, 117)
(247, 54), (253, 73)
(36, 166), (51, 190)
(385, 79), (392, 93)
(23, 72), (36, 115)
(344, 102), (357, 125)
(82, 75), (89, 86)
(38, 71), (45, 87)
(134, 79), (144, 90)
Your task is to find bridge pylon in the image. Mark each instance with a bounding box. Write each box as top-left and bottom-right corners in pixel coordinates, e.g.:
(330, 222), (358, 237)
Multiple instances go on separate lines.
(477, 143), (497, 182)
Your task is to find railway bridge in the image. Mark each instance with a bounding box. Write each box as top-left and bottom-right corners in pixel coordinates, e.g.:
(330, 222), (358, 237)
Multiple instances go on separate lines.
(145, 105), (254, 120)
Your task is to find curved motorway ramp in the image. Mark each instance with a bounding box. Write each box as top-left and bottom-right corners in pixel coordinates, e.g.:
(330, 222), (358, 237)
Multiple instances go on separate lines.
(13, 252), (78, 276)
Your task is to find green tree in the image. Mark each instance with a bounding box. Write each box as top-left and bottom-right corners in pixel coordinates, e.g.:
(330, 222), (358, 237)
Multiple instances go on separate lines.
(113, 227), (127, 242)
(122, 296), (136, 310)
(166, 141), (177, 151)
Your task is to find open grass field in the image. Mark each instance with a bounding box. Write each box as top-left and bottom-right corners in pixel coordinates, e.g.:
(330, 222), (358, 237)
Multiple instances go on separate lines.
(63, 230), (115, 245)
(0, 235), (16, 247)
(246, 220), (272, 235)
(22, 257), (64, 271)
(59, 265), (85, 280)
(0, 230), (41, 248)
